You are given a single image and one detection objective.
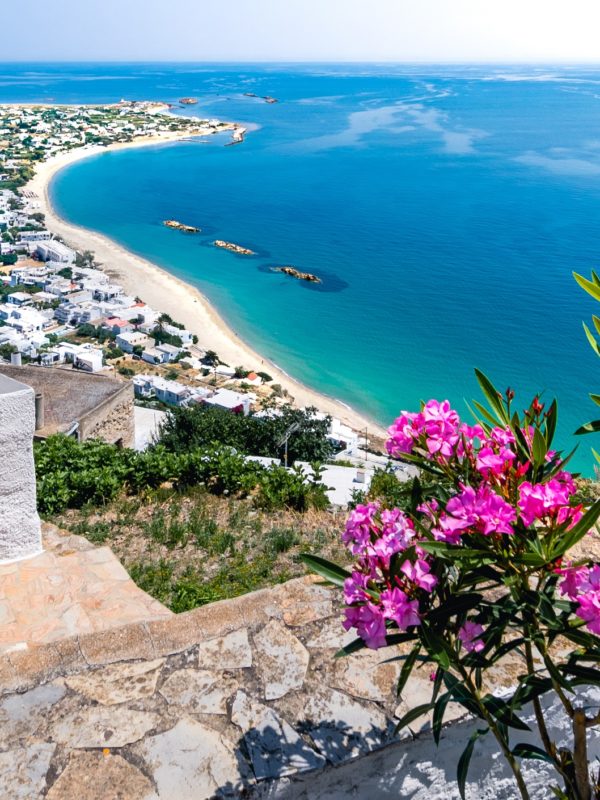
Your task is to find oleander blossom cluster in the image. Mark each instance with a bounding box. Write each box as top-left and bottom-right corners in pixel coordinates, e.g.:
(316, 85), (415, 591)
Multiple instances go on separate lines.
(558, 564), (600, 634)
(342, 399), (590, 649)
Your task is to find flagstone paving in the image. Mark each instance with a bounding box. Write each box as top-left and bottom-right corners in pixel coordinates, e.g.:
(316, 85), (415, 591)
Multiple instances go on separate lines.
(0, 524), (172, 654)
(0, 569), (460, 799)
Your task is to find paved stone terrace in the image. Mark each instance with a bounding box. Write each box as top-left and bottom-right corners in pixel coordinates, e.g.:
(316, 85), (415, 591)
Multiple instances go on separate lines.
(0, 525), (172, 654)
(0, 575), (473, 799)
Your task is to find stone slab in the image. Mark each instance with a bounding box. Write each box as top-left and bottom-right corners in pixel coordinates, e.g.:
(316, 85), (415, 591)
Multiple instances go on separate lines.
(47, 751), (157, 800)
(51, 706), (160, 749)
(303, 689), (391, 763)
(253, 620), (310, 700)
(64, 658), (164, 705)
(136, 717), (248, 798)
(0, 742), (55, 799)
(231, 690), (325, 780)
(196, 628), (253, 670)
(160, 669), (237, 715)
(0, 682), (65, 749)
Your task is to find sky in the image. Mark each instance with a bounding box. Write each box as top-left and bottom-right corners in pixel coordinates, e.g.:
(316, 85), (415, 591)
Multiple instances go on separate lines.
(5, 0), (600, 63)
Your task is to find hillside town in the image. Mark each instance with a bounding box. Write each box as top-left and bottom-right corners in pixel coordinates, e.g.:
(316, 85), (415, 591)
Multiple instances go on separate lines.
(0, 100), (233, 188)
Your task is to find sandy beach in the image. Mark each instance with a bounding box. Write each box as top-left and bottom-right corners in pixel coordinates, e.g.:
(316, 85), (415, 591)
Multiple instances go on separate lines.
(25, 133), (387, 439)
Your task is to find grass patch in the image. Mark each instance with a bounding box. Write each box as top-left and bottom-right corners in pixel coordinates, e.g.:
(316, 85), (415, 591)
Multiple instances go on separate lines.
(48, 487), (346, 612)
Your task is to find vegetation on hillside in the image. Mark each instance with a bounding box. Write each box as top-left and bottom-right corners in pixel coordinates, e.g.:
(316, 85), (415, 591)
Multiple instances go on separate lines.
(157, 403), (335, 464)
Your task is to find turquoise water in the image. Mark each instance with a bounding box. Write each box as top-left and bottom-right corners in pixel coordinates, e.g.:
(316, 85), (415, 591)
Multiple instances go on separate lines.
(3, 63), (600, 472)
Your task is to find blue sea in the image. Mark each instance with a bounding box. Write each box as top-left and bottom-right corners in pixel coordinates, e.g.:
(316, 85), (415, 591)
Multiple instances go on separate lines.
(2, 62), (600, 473)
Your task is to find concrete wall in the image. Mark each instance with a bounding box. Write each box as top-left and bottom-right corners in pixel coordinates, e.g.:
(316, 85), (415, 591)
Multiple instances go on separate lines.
(0, 374), (42, 562)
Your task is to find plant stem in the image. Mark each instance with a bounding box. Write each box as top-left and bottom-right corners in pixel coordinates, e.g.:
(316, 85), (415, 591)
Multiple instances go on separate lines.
(459, 667), (531, 800)
(573, 709), (591, 800)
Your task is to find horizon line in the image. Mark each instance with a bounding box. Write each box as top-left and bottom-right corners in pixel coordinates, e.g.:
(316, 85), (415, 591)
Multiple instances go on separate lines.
(3, 59), (600, 66)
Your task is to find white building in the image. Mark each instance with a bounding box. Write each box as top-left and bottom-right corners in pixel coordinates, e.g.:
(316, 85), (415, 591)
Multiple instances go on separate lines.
(36, 240), (76, 263)
(115, 331), (149, 354)
(203, 388), (252, 416)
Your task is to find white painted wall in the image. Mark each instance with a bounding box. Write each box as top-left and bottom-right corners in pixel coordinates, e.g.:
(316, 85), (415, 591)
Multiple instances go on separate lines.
(0, 374), (42, 562)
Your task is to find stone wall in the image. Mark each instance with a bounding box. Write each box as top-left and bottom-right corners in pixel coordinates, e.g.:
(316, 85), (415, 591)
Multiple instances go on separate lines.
(0, 374), (42, 562)
(78, 383), (134, 447)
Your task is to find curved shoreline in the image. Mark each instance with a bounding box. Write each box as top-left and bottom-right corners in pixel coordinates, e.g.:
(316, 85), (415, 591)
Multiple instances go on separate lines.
(25, 135), (387, 439)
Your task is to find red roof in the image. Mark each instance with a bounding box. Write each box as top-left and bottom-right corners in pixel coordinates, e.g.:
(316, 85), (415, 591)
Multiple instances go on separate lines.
(247, 372), (258, 380)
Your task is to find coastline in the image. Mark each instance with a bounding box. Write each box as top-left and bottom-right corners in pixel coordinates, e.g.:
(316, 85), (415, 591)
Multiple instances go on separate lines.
(25, 134), (387, 439)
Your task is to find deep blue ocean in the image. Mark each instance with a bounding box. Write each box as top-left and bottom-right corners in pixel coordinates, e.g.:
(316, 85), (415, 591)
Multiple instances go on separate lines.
(2, 62), (600, 472)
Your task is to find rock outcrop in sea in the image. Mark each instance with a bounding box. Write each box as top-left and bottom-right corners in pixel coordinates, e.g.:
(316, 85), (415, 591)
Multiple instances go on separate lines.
(163, 220), (201, 233)
(214, 240), (256, 255)
(272, 266), (321, 284)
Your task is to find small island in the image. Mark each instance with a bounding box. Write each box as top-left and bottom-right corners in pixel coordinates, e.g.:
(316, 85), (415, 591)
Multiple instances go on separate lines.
(214, 240), (256, 255)
(179, 97), (198, 105)
(163, 220), (201, 233)
(273, 266), (322, 283)
(243, 92), (279, 104)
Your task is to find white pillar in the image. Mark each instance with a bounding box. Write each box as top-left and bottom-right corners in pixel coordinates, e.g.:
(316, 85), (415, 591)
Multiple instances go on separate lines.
(0, 374), (42, 563)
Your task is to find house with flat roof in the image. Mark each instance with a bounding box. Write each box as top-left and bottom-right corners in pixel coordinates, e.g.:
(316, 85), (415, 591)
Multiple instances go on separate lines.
(203, 388), (252, 416)
(35, 240), (75, 264)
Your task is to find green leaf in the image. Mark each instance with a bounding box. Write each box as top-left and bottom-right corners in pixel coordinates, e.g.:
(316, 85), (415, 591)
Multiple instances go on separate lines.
(471, 399), (500, 428)
(458, 728), (488, 799)
(299, 553), (351, 587)
(420, 625), (453, 670)
(583, 322), (600, 357)
(591, 394), (600, 408)
(483, 695), (531, 730)
(419, 541), (489, 560)
(334, 636), (367, 659)
(549, 499), (600, 557)
(427, 593), (483, 623)
(575, 419), (600, 435)
(394, 702), (434, 734)
(512, 742), (554, 764)
(397, 645), (421, 698)
(532, 427), (548, 468)
(432, 691), (452, 745)
(574, 271), (600, 302)
(474, 369), (508, 424)
(545, 399), (558, 447)
(512, 675), (553, 705)
(562, 663), (600, 686)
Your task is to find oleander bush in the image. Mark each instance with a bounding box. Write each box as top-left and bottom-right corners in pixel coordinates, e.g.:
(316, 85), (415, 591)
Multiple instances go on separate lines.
(304, 372), (600, 800)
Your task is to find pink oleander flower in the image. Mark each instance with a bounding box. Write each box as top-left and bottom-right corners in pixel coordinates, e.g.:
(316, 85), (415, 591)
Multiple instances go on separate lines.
(575, 592), (600, 635)
(342, 502), (379, 555)
(400, 558), (438, 592)
(476, 445), (516, 477)
(458, 621), (486, 653)
(460, 423), (485, 441)
(441, 484), (516, 538)
(380, 587), (421, 630)
(343, 602), (388, 649)
(518, 476), (579, 528)
(422, 399), (460, 459)
(386, 411), (423, 457)
(343, 571), (371, 605)
(489, 426), (516, 446)
(371, 508), (415, 560)
(558, 564), (600, 600)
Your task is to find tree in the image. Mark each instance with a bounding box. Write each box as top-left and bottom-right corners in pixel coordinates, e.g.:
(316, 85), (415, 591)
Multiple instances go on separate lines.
(203, 350), (220, 367)
(156, 404), (334, 464)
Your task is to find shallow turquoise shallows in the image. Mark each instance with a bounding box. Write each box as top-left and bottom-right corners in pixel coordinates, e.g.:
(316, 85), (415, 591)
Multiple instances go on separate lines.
(4, 62), (600, 473)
